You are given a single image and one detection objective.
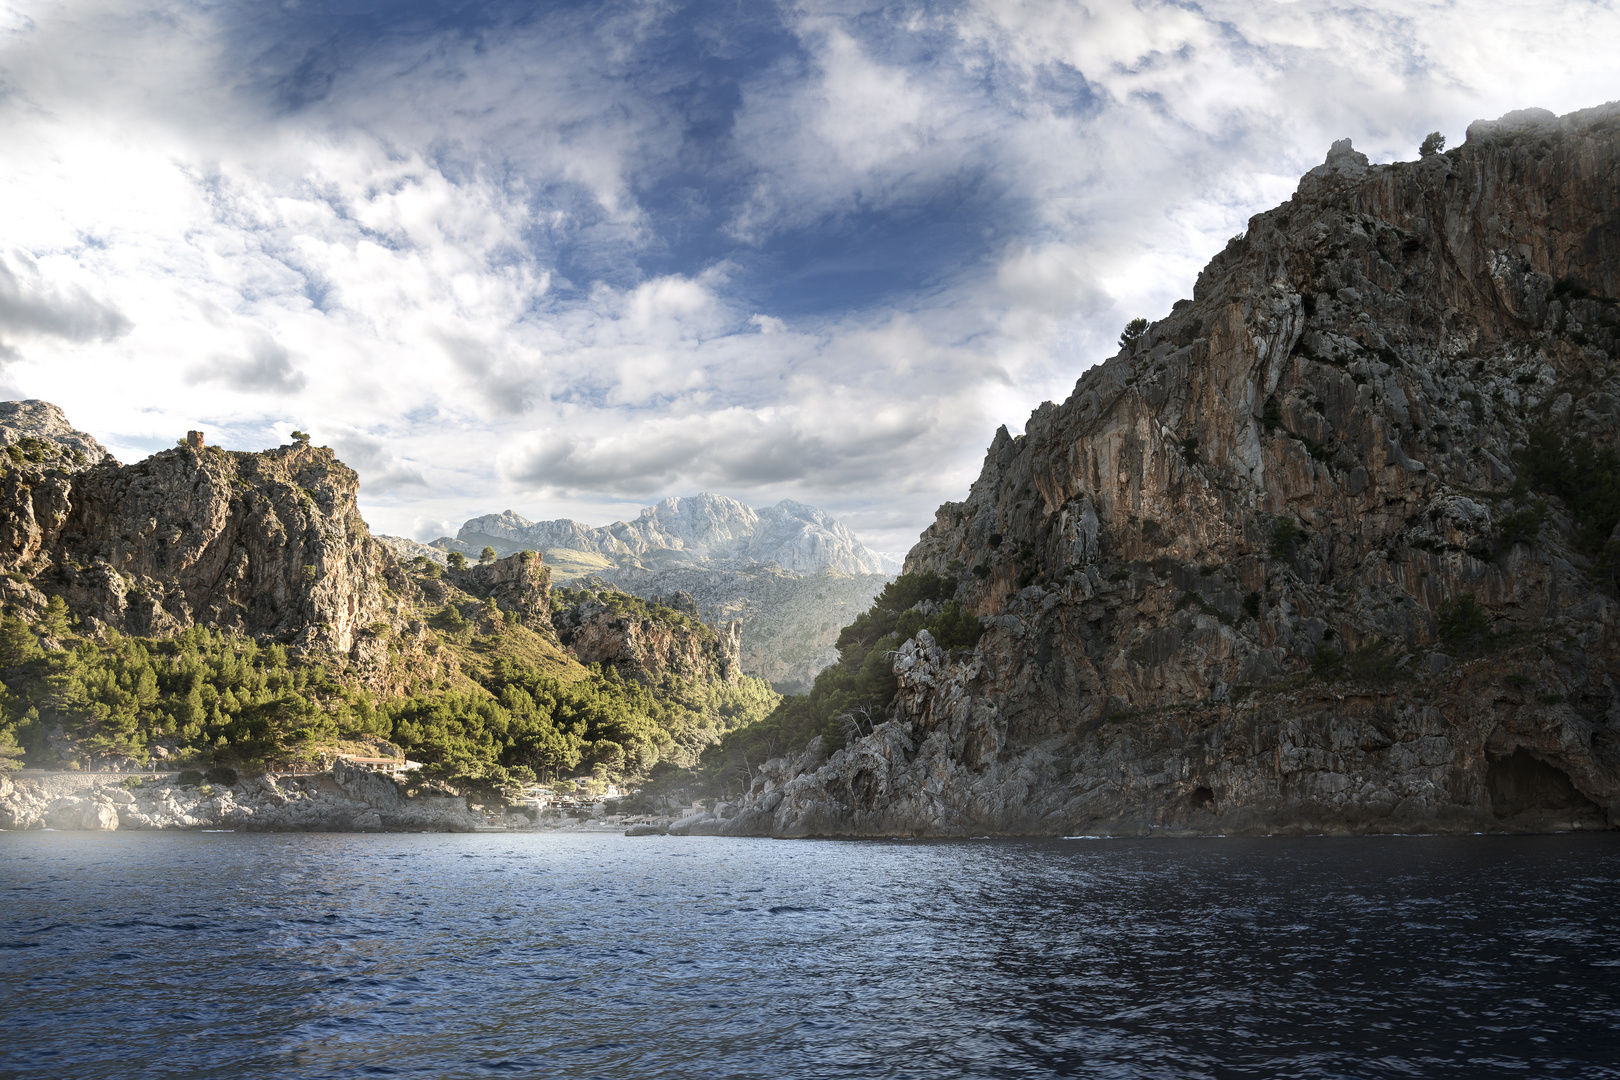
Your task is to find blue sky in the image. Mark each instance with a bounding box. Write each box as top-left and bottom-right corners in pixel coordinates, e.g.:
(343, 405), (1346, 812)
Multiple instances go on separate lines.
(2, 0), (1618, 553)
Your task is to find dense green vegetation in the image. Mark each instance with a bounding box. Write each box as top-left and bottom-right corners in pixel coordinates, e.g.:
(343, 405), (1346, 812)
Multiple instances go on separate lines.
(0, 618), (368, 771)
(673, 572), (980, 799)
(1518, 423), (1620, 557)
(0, 591), (777, 795)
(383, 656), (776, 793)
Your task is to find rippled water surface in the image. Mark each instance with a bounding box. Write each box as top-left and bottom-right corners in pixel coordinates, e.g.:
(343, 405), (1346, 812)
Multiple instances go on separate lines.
(3, 833), (1619, 1079)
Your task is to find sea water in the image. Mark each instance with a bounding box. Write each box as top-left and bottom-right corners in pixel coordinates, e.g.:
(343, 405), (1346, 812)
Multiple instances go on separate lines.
(2, 832), (1618, 1079)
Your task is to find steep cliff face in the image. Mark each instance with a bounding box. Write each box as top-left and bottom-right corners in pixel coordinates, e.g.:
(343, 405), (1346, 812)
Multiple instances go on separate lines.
(0, 439), (394, 654)
(725, 103), (1620, 837)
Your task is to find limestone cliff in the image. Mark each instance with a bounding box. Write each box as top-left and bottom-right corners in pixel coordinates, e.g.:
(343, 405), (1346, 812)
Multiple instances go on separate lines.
(0, 400), (114, 468)
(724, 103), (1620, 838)
(0, 437), (395, 653)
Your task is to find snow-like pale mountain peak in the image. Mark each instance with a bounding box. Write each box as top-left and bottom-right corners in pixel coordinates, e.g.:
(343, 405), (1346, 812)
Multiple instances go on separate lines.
(451, 494), (884, 575)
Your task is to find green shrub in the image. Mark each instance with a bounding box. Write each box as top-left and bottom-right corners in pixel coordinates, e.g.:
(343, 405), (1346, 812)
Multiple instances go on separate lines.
(177, 769), (204, 787)
(1270, 517), (1300, 556)
(1262, 395), (1283, 432)
(447, 552), (467, 570)
(206, 765), (238, 787)
(1437, 592), (1490, 653)
(1311, 639), (1403, 686)
(1517, 424), (1620, 555)
(0, 615), (42, 666)
(40, 597), (71, 638)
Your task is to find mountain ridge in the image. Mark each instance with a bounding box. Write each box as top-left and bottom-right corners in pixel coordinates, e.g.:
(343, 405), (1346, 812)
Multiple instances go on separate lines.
(427, 492), (887, 577)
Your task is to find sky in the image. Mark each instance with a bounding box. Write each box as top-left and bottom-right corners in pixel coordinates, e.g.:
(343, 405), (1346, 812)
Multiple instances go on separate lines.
(1, 1), (1617, 555)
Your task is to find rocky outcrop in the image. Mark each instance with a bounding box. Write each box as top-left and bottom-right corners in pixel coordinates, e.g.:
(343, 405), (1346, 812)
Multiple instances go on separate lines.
(554, 582), (742, 686)
(438, 495), (891, 689)
(724, 102), (1620, 837)
(0, 763), (487, 832)
(374, 533), (448, 566)
(0, 439), (394, 653)
(0, 399), (115, 469)
(445, 550), (553, 631)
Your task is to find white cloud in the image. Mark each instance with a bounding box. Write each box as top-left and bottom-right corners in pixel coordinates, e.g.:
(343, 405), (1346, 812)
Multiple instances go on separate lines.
(0, 249), (131, 359)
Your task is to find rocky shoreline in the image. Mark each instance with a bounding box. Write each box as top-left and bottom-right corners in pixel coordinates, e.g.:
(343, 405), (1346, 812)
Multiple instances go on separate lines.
(0, 761), (508, 833)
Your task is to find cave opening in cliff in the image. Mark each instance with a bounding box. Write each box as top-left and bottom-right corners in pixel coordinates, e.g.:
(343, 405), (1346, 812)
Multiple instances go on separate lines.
(1190, 786), (1215, 810)
(1486, 750), (1605, 825)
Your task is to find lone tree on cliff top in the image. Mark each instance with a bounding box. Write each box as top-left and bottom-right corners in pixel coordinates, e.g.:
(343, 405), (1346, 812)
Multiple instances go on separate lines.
(1119, 317), (1148, 350)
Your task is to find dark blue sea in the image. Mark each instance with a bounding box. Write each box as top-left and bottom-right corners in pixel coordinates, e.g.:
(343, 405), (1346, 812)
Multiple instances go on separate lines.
(2, 832), (1618, 1079)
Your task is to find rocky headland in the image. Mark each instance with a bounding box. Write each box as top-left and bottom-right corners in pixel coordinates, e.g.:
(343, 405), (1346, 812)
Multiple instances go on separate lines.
(0, 418), (775, 830)
(713, 103), (1620, 838)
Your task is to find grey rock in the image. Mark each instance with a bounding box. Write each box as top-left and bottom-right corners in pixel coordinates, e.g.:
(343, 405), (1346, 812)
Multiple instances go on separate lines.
(721, 101), (1620, 838)
(0, 399), (115, 469)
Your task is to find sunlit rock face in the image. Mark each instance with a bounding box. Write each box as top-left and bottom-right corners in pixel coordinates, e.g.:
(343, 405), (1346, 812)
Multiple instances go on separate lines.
(0, 432), (395, 655)
(454, 493), (885, 575)
(0, 399), (115, 469)
(552, 581), (743, 689)
(724, 102), (1620, 838)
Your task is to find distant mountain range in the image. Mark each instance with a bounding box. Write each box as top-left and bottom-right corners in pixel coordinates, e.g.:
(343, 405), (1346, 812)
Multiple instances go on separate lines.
(386, 493), (897, 576)
(376, 493), (897, 692)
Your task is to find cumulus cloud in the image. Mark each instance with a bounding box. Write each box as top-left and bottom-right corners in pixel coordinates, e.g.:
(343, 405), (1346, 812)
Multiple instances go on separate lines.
(190, 330), (306, 395)
(505, 394), (939, 497)
(328, 430), (429, 493)
(0, 249), (130, 359)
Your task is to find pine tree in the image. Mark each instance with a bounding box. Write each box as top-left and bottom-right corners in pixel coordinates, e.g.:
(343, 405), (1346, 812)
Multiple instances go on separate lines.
(0, 615), (42, 667)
